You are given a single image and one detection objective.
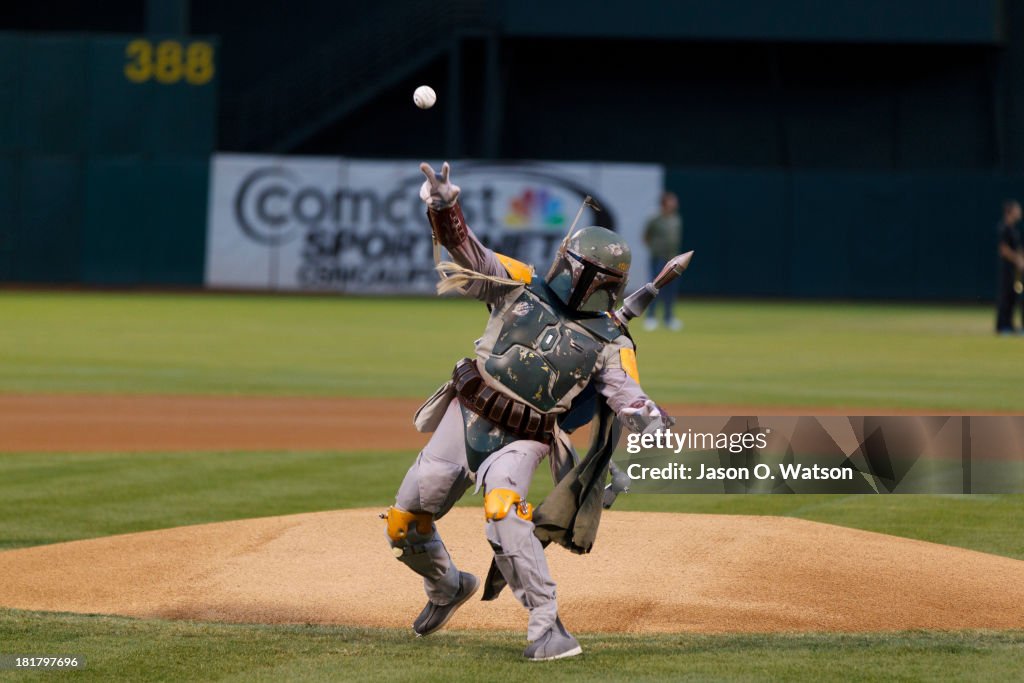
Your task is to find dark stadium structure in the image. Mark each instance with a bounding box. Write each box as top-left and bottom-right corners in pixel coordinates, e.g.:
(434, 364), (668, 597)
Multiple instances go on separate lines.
(3, 0), (1024, 299)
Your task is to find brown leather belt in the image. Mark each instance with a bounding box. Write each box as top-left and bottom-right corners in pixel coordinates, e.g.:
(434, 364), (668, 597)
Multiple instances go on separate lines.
(452, 358), (556, 444)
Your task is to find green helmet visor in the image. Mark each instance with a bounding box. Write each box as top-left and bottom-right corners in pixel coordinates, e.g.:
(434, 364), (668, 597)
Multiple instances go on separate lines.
(548, 250), (627, 313)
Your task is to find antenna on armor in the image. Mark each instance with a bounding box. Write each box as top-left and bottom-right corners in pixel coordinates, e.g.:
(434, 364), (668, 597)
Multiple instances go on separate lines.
(560, 195), (602, 250)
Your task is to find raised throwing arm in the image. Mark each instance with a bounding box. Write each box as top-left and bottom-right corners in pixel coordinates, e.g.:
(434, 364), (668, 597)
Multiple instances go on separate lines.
(420, 162), (509, 284)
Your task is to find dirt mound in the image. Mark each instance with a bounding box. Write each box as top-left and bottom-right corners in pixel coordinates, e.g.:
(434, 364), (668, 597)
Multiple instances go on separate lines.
(1, 509), (1022, 633)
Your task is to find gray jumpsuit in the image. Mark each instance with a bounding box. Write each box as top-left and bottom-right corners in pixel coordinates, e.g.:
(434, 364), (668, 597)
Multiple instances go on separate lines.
(390, 222), (656, 642)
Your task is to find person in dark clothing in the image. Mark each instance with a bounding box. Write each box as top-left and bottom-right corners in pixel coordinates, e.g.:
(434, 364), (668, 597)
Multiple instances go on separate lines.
(642, 192), (683, 331)
(996, 199), (1024, 335)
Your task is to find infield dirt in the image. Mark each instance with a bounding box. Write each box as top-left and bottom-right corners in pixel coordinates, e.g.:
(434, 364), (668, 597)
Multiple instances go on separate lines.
(0, 394), (1008, 453)
(1, 508), (1023, 632)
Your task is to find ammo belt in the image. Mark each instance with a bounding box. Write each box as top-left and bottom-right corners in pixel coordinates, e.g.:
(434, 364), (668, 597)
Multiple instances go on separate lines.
(452, 358), (556, 444)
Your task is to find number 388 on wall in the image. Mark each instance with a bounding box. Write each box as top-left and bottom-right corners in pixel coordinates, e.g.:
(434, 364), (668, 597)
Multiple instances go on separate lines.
(124, 39), (215, 85)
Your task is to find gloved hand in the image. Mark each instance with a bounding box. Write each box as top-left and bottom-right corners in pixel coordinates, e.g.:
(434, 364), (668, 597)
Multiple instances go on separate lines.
(620, 398), (676, 434)
(419, 161), (461, 210)
(602, 462), (632, 509)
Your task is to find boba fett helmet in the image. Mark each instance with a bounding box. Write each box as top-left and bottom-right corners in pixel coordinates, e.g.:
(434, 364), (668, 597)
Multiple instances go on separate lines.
(546, 226), (631, 313)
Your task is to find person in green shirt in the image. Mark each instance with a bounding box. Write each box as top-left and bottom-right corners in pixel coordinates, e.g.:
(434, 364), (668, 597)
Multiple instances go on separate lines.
(642, 191), (683, 330)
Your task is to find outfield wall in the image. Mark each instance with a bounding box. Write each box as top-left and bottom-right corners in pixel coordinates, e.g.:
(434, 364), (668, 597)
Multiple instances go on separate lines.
(0, 32), (216, 285)
(203, 159), (1018, 301)
(669, 169), (1013, 301)
(0, 152), (1017, 301)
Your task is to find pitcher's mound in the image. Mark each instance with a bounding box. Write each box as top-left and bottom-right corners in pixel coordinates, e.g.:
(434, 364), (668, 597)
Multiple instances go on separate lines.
(1, 509), (1022, 633)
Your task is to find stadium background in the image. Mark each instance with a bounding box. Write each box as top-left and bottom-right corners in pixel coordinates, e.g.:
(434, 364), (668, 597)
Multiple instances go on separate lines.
(4, 0), (1024, 299)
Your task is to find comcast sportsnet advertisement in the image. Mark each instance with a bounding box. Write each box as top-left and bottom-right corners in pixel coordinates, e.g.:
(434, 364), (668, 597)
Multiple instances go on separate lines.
(204, 155), (663, 293)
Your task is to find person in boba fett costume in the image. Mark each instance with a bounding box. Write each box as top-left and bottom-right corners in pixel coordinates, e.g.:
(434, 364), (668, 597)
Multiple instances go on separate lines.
(383, 161), (683, 661)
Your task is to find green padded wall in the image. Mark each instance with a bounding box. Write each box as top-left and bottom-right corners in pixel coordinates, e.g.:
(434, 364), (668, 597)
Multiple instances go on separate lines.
(0, 32), (216, 285)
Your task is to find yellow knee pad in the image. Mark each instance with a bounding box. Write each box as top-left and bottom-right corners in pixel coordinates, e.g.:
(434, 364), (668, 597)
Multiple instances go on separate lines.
(383, 506), (433, 543)
(484, 488), (533, 522)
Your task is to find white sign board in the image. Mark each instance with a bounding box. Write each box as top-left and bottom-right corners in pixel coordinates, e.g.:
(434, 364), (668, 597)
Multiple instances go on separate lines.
(206, 155), (664, 293)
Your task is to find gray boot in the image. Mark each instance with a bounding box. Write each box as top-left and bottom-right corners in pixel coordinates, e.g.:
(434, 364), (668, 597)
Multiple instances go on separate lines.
(412, 571), (480, 637)
(523, 616), (582, 661)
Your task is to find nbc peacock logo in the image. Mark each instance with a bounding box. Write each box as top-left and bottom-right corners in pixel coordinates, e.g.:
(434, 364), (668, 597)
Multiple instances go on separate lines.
(504, 187), (565, 229)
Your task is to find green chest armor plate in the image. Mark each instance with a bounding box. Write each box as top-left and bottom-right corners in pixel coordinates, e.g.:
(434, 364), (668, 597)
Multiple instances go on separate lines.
(484, 287), (604, 412)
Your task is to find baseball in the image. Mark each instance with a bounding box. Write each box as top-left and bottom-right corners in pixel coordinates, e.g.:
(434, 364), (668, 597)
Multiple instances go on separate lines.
(413, 85), (436, 109)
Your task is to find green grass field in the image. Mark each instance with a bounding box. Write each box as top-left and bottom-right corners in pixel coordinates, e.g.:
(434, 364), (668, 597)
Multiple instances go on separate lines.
(0, 290), (1021, 681)
(0, 291), (1020, 410)
(2, 612), (1022, 683)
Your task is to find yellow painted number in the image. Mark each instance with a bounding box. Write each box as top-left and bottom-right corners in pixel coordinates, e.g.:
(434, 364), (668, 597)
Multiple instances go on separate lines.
(123, 39), (152, 83)
(124, 39), (215, 85)
(185, 42), (215, 85)
(154, 40), (183, 83)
